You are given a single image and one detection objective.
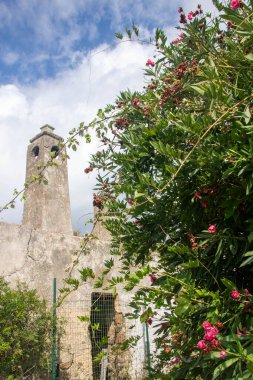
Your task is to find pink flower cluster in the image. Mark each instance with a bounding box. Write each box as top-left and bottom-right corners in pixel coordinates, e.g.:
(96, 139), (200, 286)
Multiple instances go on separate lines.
(149, 274), (156, 284)
(188, 11), (194, 21)
(220, 350), (227, 359)
(203, 321), (219, 339)
(172, 33), (185, 45)
(197, 321), (226, 358)
(146, 59), (155, 67)
(208, 224), (216, 234)
(230, 0), (241, 10)
(231, 289), (240, 299)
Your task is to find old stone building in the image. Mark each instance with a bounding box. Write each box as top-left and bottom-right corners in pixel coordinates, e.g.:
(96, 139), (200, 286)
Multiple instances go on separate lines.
(0, 125), (151, 380)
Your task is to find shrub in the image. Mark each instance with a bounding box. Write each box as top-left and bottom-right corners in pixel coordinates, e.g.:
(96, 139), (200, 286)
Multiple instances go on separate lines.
(78, 1), (253, 378)
(0, 278), (52, 379)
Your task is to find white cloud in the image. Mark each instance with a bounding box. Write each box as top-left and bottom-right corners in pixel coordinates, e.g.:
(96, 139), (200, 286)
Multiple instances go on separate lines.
(0, 41), (154, 232)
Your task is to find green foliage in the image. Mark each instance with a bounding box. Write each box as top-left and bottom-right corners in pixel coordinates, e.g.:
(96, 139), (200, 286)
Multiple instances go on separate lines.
(78, 267), (95, 282)
(0, 278), (52, 379)
(77, 1), (253, 378)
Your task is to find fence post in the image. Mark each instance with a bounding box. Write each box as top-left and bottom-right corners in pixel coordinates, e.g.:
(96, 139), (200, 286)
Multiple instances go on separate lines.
(52, 278), (57, 380)
(145, 321), (151, 377)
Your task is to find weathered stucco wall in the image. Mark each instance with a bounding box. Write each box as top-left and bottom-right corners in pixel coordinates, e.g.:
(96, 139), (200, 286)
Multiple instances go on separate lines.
(0, 220), (148, 379)
(0, 221), (81, 298)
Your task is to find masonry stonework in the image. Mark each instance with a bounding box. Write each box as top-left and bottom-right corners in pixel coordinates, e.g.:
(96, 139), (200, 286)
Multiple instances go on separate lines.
(0, 126), (149, 379)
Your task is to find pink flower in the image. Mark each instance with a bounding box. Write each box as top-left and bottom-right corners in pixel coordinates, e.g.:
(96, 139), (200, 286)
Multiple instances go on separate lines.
(244, 289), (250, 296)
(203, 324), (219, 342)
(128, 199), (133, 205)
(237, 330), (243, 336)
(208, 224), (216, 234)
(220, 350), (227, 359)
(194, 191), (201, 199)
(146, 59), (155, 67)
(202, 202), (207, 208)
(210, 339), (221, 348)
(170, 358), (180, 365)
(197, 340), (207, 350)
(231, 290), (240, 299)
(230, 0), (240, 10)
(203, 321), (212, 331)
(146, 317), (152, 325)
(204, 330), (218, 342)
(149, 274), (156, 284)
(172, 38), (180, 44)
(188, 11), (194, 20)
(179, 33), (185, 39)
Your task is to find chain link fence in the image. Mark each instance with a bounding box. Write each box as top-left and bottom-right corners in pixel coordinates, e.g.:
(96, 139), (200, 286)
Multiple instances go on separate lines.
(53, 293), (152, 380)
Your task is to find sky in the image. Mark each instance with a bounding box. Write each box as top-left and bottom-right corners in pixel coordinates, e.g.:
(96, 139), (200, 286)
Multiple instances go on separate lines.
(0, 0), (219, 233)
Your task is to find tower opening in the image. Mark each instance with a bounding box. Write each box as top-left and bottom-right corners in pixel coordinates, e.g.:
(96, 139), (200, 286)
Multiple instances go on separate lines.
(51, 145), (59, 158)
(32, 146), (39, 157)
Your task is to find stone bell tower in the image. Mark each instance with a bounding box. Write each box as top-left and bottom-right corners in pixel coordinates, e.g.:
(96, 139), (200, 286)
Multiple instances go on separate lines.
(22, 125), (73, 234)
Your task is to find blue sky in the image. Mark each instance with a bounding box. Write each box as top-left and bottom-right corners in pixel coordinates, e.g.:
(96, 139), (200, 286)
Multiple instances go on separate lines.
(0, 0), (218, 232)
(0, 0), (217, 84)
(0, 0), (165, 83)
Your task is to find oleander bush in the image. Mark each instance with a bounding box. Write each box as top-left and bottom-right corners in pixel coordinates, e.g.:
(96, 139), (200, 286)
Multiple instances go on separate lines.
(68, 0), (253, 378)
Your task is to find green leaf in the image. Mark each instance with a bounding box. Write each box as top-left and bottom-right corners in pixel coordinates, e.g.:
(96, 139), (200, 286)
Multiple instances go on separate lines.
(245, 53), (253, 61)
(140, 307), (153, 323)
(248, 232), (253, 242)
(240, 251), (253, 267)
(97, 108), (105, 119)
(213, 358), (239, 379)
(134, 193), (145, 199)
(78, 315), (90, 322)
(132, 23), (139, 37)
(219, 334), (238, 343)
(125, 28), (132, 39)
(214, 240), (223, 264)
(104, 258), (114, 269)
(190, 84), (205, 95)
(93, 350), (107, 362)
(181, 260), (199, 269)
(115, 32), (123, 40)
(221, 278), (237, 290)
(78, 267), (95, 282)
(174, 299), (190, 316)
(244, 106), (251, 125)
(246, 354), (253, 363)
(247, 362), (253, 375)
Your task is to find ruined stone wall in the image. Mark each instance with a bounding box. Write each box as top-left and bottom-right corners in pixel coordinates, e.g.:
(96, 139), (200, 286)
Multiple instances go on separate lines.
(0, 124), (151, 379)
(0, 220), (148, 379)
